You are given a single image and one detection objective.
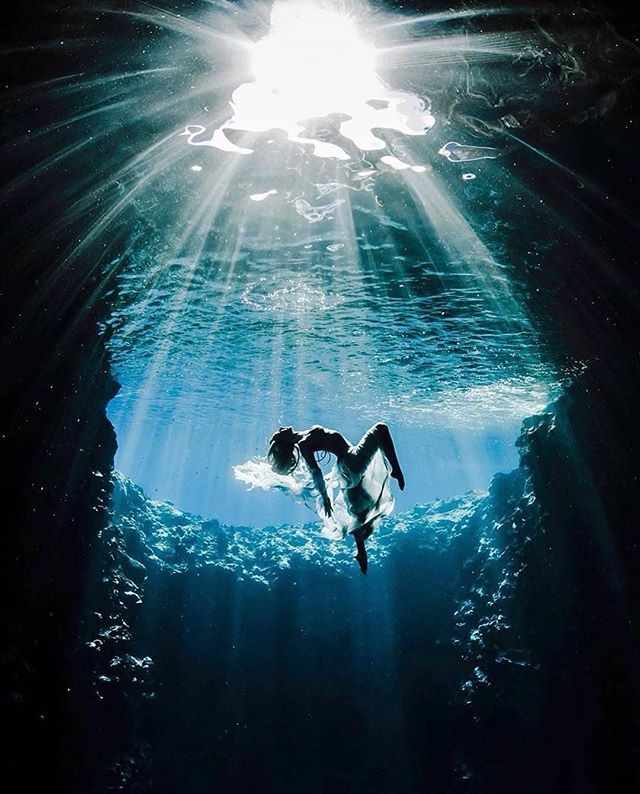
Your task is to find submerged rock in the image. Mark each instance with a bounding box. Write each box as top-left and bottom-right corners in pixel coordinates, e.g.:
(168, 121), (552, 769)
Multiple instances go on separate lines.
(109, 469), (490, 581)
(86, 380), (638, 793)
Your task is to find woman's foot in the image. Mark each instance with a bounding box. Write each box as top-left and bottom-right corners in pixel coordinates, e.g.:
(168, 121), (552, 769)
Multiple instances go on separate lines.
(352, 529), (368, 575)
(391, 467), (405, 490)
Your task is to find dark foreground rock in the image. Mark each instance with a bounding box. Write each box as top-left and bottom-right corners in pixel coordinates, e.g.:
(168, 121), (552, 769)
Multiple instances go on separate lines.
(84, 375), (639, 793)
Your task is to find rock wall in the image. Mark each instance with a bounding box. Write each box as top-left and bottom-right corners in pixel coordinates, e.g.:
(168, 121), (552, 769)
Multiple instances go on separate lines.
(1, 6), (121, 787)
(87, 375), (639, 792)
(1, 2), (638, 792)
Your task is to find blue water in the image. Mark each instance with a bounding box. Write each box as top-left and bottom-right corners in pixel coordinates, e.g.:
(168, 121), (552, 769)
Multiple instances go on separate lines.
(109, 401), (522, 525)
(2, 1), (638, 791)
(96, 0), (585, 528)
(106, 131), (556, 526)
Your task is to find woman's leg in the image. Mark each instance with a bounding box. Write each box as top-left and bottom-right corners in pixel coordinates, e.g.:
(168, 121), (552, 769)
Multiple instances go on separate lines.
(349, 423), (390, 473)
(351, 525), (369, 575)
(372, 423), (405, 490)
(346, 423), (405, 489)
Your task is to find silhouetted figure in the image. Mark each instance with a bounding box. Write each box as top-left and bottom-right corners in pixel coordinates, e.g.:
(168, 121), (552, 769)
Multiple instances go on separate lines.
(268, 423), (405, 574)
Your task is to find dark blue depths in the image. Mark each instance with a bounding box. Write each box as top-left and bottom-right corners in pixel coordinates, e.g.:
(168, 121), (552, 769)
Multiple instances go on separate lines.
(2, 4), (639, 793)
(84, 382), (639, 794)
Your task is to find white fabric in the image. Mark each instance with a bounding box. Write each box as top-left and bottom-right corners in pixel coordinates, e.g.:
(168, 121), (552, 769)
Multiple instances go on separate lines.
(233, 446), (394, 540)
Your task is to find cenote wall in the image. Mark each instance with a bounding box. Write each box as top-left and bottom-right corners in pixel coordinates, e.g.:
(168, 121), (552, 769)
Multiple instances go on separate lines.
(1, 2), (640, 793)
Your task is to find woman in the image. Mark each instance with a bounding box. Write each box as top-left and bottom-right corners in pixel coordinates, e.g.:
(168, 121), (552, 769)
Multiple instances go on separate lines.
(267, 422), (405, 574)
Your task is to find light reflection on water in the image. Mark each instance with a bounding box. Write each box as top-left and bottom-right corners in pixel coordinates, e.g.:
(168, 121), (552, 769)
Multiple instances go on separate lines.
(93, 0), (627, 526)
(106, 152), (558, 525)
(107, 168), (556, 429)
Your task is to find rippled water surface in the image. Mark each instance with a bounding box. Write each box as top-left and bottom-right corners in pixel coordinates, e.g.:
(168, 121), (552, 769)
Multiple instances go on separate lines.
(108, 188), (553, 428)
(98, 0), (632, 524)
(106, 146), (559, 523)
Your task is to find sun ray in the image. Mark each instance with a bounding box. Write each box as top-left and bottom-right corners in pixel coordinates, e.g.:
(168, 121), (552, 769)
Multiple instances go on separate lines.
(6, 0), (609, 524)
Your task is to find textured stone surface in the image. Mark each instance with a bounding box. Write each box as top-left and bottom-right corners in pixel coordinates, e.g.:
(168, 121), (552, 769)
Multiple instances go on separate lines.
(86, 387), (638, 792)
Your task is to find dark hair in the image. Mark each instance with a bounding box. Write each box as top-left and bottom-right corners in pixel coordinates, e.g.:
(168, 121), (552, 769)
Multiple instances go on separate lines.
(267, 427), (299, 475)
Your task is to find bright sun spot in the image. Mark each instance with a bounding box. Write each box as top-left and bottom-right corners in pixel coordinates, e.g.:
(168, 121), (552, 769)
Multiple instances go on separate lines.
(250, 2), (379, 117)
(183, 0), (435, 164)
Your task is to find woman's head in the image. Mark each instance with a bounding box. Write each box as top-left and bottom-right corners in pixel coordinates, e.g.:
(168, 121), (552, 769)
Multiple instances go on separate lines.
(267, 426), (299, 475)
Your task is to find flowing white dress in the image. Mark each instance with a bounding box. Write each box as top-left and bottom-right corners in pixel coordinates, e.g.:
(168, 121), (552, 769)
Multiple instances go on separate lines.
(234, 428), (394, 540)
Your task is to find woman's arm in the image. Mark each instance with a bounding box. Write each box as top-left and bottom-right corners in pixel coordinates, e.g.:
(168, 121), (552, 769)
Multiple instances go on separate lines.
(299, 445), (333, 517)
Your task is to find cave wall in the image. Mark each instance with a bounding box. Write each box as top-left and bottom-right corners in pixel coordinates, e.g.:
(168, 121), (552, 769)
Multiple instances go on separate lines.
(1, 6), (121, 787)
(90, 376), (639, 793)
(0, 329), (118, 789)
(1, 2), (639, 792)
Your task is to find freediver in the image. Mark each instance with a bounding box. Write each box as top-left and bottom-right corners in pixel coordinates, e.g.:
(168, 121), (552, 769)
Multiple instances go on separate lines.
(267, 422), (405, 575)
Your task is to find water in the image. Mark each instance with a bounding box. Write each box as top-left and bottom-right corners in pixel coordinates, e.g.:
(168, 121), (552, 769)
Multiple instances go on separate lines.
(11, 0), (621, 527)
(4, 2), (639, 791)
(106, 155), (554, 523)
(104, 0), (574, 524)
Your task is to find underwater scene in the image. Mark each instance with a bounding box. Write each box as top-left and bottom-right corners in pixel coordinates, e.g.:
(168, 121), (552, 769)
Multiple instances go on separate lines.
(1, 1), (639, 792)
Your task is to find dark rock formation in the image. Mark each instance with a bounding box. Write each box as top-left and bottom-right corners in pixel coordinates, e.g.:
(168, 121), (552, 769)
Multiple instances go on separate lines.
(86, 375), (639, 792)
(1, 5), (121, 788)
(1, 2), (639, 792)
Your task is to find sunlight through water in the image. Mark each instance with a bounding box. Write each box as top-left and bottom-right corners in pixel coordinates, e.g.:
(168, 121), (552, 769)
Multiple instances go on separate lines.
(181, 0), (435, 164)
(9, 0), (631, 525)
(99, 0), (596, 525)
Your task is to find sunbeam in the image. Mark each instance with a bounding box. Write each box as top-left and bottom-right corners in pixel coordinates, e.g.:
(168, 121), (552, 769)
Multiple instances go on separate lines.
(4, 3), (640, 791)
(5, 0), (636, 526)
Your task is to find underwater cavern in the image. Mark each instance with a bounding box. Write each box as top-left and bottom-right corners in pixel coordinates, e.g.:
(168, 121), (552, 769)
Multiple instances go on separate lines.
(1, 1), (640, 792)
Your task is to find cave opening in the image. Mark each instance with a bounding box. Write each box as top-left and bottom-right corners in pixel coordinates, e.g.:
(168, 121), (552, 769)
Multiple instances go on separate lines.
(2, 2), (640, 793)
(101, 0), (561, 531)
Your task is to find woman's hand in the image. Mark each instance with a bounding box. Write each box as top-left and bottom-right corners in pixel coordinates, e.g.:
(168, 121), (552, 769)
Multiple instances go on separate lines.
(323, 496), (333, 518)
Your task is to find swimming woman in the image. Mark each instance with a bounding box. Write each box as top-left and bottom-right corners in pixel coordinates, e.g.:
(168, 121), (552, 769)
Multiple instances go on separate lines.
(267, 423), (405, 574)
